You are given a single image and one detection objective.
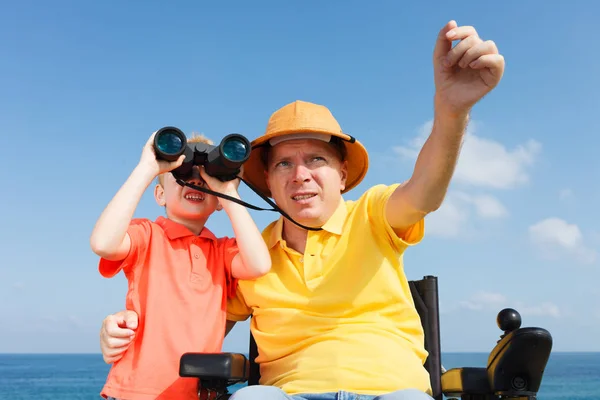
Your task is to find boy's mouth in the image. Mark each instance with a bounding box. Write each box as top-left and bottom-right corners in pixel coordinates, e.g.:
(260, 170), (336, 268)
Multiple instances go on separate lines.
(184, 192), (205, 202)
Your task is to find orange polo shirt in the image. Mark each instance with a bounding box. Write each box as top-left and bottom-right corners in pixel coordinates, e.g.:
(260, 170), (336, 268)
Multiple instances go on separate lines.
(98, 216), (239, 400)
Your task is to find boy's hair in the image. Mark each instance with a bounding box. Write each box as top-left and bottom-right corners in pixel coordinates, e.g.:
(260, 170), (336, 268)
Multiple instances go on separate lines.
(157, 132), (213, 186)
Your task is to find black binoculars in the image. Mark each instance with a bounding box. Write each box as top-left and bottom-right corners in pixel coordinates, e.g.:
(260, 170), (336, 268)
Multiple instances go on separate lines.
(153, 126), (251, 182)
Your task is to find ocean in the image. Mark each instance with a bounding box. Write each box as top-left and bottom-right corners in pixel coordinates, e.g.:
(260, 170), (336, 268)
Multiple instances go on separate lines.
(0, 352), (597, 399)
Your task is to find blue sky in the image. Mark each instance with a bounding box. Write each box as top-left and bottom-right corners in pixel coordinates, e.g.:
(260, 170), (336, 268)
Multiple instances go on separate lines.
(1, 1), (599, 354)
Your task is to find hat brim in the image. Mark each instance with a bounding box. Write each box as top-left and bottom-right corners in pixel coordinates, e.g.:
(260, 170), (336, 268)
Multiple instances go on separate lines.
(242, 128), (369, 198)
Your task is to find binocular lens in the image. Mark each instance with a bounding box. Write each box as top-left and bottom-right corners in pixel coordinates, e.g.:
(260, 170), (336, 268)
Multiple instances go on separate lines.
(222, 137), (249, 162)
(156, 129), (185, 155)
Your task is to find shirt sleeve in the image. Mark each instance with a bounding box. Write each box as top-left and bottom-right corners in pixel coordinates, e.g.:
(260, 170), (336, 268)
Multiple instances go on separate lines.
(98, 219), (152, 278)
(226, 285), (252, 322)
(364, 184), (425, 252)
(218, 236), (240, 299)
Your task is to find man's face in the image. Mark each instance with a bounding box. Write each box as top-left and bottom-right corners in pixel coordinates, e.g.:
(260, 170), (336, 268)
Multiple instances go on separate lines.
(265, 138), (348, 228)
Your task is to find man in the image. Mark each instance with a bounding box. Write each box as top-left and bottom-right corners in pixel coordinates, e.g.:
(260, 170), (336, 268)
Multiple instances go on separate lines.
(99, 21), (504, 400)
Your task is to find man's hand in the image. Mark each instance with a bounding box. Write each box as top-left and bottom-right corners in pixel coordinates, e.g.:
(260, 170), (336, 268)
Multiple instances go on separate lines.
(433, 20), (505, 117)
(100, 310), (138, 364)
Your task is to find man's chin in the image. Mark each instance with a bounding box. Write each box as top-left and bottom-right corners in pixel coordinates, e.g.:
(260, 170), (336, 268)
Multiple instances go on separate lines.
(288, 211), (326, 229)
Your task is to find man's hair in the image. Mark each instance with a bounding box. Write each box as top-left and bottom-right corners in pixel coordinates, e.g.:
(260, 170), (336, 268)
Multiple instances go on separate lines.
(260, 136), (347, 169)
(156, 132), (213, 186)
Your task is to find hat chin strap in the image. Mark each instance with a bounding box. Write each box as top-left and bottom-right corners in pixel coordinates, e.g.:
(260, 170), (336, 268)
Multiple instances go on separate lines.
(175, 175), (323, 231)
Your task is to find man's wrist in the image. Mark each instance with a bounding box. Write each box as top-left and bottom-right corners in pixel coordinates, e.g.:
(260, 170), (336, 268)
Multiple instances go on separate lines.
(433, 94), (471, 122)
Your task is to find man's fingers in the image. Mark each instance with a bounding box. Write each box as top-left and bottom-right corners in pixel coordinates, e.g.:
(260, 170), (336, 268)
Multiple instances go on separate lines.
(433, 20), (458, 62)
(103, 352), (126, 364)
(103, 315), (136, 338)
(444, 35), (483, 68)
(445, 25), (478, 42)
(123, 310), (139, 330)
(470, 54), (506, 87)
(469, 53), (505, 70)
(459, 40), (498, 69)
(103, 355), (121, 364)
(112, 310), (139, 330)
(105, 335), (134, 349)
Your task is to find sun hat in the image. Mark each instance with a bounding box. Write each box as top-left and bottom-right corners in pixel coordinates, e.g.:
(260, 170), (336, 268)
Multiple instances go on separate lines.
(243, 100), (369, 197)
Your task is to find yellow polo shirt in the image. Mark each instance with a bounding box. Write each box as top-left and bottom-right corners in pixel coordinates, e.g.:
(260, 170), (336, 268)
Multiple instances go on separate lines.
(227, 184), (430, 395)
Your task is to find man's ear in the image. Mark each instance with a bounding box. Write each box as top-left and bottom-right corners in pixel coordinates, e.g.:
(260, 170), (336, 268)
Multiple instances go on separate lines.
(339, 160), (348, 192)
(154, 184), (166, 206)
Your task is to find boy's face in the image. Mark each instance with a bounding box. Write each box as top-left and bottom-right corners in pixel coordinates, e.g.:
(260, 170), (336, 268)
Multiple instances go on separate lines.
(154, 166), (219, 223)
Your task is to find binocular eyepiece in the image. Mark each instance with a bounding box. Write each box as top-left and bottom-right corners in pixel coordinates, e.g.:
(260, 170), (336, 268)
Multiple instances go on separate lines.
(153, 126), (251, 182)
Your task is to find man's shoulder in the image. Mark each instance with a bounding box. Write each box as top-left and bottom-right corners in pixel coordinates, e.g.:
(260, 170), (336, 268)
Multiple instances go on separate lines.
(345, 183), (401, 210)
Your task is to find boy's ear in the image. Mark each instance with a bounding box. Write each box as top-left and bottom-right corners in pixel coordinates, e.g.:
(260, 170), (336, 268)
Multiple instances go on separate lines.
(216, 202), (223, 211)
(154, 184), (166, 206)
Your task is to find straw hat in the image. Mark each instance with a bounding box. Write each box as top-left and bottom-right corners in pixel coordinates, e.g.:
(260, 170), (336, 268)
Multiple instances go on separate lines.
(243, 100), (369, 197)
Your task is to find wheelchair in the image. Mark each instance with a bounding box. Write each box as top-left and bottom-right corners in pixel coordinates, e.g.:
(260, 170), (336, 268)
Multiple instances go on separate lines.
(179, 275), (553, 400)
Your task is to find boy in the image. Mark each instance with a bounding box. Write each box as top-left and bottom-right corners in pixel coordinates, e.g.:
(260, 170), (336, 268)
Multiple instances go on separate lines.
(90, 131), (271, 400)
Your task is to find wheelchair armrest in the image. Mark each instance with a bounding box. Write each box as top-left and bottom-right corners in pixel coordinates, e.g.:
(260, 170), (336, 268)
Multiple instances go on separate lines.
(441, 308), (552, 400)
(441, 367), (490, 398)
(179, 352), (249, 386)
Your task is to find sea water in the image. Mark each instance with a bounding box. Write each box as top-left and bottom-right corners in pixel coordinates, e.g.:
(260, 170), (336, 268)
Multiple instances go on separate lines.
(0, 352), (597, 399)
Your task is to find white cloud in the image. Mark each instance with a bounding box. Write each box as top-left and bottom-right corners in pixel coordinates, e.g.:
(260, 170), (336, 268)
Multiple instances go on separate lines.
(425, 192), (507, 237)
(394, 120), (541, 190)
(529, 218), (597, 265)
(425, 195), (468, 238)
(456, 192), (508, 219)
(459, 291), (508, 310)
(458, 291), (561, 318)
(396, 120), (537, 239)
(519, 303), (561, 318)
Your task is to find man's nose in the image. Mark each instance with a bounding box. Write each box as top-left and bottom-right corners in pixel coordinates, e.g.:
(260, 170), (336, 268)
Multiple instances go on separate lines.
(292, 164), (311, 183)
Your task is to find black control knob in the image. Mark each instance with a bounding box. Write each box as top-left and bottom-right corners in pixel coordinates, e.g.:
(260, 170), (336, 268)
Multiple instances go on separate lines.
(497, 308), (521, 333)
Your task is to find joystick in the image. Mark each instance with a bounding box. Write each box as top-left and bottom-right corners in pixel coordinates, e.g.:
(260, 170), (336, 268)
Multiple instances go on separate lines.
(497, 308), (521, 341)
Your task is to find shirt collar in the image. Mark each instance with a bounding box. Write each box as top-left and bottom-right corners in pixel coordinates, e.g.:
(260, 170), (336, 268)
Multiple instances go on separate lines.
(155, 216), (217, 241)
(267, 197), (347, 249)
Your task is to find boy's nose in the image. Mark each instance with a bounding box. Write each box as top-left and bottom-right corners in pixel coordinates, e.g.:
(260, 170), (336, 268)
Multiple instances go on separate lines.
(186, 167), (205, 185)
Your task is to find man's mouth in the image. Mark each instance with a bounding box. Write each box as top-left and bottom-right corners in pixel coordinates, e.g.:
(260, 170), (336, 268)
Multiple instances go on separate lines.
(291, 193), (317, 201)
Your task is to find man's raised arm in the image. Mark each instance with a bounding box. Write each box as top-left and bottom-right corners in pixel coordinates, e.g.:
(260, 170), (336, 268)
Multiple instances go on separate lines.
(386, 20), (505, 232)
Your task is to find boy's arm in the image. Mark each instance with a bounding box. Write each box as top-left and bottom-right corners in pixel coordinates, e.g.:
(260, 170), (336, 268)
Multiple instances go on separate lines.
(90, 131), (184, 261)
(90, 166), (157, 261)
(221, 193), (272, 279)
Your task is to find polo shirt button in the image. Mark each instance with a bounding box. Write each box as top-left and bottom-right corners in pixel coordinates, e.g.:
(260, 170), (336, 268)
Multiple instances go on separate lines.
(299, 257), (304, 263)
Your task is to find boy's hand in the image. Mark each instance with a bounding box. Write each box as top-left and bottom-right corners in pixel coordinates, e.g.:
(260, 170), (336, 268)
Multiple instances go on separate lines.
(199, 166), (242, 199)
(138, 131), (185, 177)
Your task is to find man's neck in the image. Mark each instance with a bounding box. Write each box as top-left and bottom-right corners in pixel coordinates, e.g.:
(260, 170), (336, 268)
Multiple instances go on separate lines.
(282, 220), (309, 254)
